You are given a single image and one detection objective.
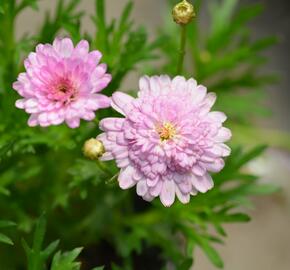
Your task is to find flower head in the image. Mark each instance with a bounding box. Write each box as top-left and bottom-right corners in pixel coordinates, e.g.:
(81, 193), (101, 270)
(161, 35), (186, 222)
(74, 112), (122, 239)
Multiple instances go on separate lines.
(98, 75), (231, 207)
(13, 37), (111, 128)
(172, 0), (196, 25)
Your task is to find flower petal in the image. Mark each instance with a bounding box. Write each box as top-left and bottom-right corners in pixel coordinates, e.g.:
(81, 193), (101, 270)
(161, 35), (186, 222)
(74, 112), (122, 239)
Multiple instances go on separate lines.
(111, 92), (134, 116)
(176, 186), (190, 204)
(53, 37), (74, 57)
(191, 173), (214, 193)
(160, 180), (176, 207)
(136, 180), (148, 196)
(100, 118), (125, 131)
(118, 166), (136, 189)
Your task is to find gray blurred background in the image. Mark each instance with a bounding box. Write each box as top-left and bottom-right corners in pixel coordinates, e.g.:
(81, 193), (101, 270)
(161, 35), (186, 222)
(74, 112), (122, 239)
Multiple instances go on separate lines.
(16, 1), (290, 269)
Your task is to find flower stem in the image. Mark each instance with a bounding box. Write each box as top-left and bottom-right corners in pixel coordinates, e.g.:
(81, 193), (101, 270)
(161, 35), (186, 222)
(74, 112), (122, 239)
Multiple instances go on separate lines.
(176, 24), (187, 75)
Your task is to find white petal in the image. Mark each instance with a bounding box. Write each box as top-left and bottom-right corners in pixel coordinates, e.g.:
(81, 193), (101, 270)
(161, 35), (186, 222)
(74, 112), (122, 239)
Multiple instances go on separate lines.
(192, 164), (206, 176)
(149, 181), (163, 197)
(53, 37), (74, 57)
(100, 118), (125, 131)
(191, 173), (214, 193)
(66, 118), (80, 128)
(178, 178), (192, 193)
(176, 186), (190, 204)
(136, 180), (148, 196)
(215, 127), (232, 142)
(111, 92), (134, 116)
(204, 158), (225, 173)
(142, 193), (154, 202)
(28, 114), (38, 127)
(172, 76), (186, 90)
(75, 40), (89, 55)
(149, 76), (161, 93)
(118, 166), (136, 189)
(139, 76), (150, 94)
(15, 99), (25, 109)
(99, 152), (113, 161)
(116, 158), (130, 168)
(192, 85), (207, 105)
(160, 180), (176, 207)
(158, 75), (171, 87)
(205, 92), (217, 106)
(205, 143), (231, 157)
(208, 111), (227, 123)
(187, 78), (198, 90)
(220, 144), (231, 156)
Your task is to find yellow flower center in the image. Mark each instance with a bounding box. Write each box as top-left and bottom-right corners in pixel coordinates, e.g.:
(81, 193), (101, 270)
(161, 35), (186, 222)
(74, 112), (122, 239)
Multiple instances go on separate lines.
(156, 122), (176, 141)
(57, 83), (69, 93)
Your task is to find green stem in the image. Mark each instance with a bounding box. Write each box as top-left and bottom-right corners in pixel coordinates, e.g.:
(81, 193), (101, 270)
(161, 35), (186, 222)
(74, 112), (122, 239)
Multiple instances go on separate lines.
(176, 25), (187, 75)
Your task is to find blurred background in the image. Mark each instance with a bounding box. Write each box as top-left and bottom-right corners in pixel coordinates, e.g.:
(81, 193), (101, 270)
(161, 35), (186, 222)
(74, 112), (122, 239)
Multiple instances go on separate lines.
(13, 0), (290, 269)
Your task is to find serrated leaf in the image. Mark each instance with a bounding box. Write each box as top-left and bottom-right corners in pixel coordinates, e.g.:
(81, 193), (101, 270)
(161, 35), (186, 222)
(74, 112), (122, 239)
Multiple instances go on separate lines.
(180, 226), (224, 268)
(51, 247), (83, 270)
(197, 238), (224, 268)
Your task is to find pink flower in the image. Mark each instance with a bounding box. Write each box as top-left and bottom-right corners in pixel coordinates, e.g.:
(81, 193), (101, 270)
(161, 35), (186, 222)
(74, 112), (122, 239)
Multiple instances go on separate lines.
(13, 37), (111, 128)
(98, 75), (231, 207)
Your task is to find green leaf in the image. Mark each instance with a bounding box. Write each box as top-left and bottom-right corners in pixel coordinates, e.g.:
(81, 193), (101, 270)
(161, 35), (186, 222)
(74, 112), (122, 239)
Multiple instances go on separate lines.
(21, 238), (31, 255)
(22, 215), (60, 270)
(223, 213), (251, 223)
(0, 220), (16, 229)
(235, 145), (267, 168)
(197, 238), (224, 268)
(94, 0), (108, 52)
(32, 214), (46, 252)
(209, 0), (238, 37)
(0, 186), (10, 196)
(178, 258), (193, 270)
(51, 247), (83, 270)
(43, 240), (60, 258)
(243, 184), (280, 195)
(0, 232), (13, 245)
(180, 226), (224, 268)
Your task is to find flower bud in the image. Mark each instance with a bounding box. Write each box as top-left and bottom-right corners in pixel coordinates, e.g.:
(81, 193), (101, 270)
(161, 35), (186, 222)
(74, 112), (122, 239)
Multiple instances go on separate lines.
(172, 0), (196, 25)
(83, 138), (105, 160)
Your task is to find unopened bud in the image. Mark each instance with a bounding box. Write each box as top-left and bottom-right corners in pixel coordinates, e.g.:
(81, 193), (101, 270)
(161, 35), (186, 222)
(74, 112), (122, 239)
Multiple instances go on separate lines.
(172, 0), (196, 25)
(83, 138), (105, 160)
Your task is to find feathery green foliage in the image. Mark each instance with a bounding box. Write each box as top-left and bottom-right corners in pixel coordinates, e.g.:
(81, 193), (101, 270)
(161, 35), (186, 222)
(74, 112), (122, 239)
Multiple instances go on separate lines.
(0, 0), (280, 269)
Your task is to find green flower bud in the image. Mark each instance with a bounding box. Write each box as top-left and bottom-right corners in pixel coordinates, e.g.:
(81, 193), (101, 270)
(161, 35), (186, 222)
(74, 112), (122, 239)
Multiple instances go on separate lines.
(172, 0), (196, 25)
(83, 138), (105, 160)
